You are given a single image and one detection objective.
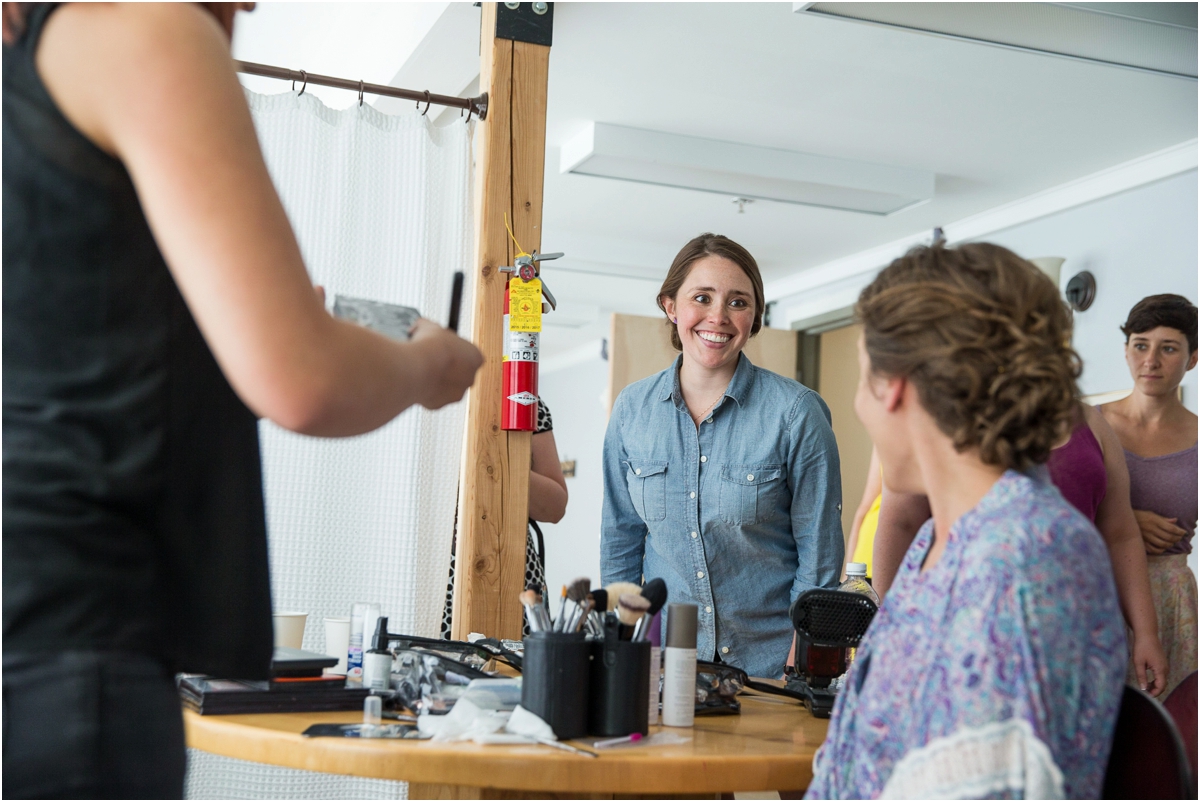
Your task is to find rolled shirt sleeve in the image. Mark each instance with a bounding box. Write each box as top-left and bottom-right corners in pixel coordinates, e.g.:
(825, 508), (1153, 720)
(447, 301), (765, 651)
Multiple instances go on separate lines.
(600, 391), (648, 585)
(787, 390), (845, 604)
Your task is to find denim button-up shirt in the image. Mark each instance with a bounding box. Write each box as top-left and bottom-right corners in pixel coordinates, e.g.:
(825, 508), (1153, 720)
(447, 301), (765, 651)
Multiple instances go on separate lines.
(601, 354), (845, 679)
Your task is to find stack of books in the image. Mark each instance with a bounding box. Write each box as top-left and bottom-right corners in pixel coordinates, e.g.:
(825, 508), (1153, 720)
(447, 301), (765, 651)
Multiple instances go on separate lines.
(179, 647), (372, 715)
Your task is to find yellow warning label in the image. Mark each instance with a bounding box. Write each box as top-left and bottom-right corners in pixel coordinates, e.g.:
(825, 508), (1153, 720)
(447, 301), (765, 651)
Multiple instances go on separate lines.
(508, 278), (542, 333)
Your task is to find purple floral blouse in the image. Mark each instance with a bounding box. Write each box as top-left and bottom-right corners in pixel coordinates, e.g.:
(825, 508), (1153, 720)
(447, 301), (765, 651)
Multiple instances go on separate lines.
(807, 470), (1127, 799)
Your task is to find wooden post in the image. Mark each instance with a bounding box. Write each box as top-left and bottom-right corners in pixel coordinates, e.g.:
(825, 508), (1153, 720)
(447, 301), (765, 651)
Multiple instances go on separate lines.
(451, 4), (551, 641)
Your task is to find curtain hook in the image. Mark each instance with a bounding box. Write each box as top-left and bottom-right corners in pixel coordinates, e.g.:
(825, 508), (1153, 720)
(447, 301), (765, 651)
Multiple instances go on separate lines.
(465, 101), (474, 124)
(297, 70), (307, 96)
(421, 90), (432, 116)
(358, 80), (365, 107)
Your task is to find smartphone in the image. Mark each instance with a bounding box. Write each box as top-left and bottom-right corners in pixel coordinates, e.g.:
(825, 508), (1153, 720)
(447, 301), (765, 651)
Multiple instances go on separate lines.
(332, 295), (421, 342)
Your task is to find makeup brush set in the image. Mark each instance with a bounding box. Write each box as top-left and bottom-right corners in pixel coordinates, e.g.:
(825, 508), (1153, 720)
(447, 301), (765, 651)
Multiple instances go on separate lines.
(518, 577), (668, 740)
(519, 578), (667, 642)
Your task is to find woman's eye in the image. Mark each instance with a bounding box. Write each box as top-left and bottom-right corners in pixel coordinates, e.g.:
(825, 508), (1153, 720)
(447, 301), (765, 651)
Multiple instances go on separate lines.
(694, 294), (710, 304)
(729, 298), (748, 309)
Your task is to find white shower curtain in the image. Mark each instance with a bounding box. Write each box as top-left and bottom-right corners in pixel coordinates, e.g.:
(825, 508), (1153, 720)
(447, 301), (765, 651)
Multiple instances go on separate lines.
(185, 89), (474, 800)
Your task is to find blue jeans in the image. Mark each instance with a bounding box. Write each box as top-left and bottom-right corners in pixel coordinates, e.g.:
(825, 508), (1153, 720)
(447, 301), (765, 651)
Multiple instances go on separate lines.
(3, 650), (185, 799)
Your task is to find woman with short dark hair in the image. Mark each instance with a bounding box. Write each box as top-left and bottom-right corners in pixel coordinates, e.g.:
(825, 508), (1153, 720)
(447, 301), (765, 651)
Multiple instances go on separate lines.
(809, 243), (1125, 799)
(600, 233), (844, 680)
(1101, 293), (1198, 696)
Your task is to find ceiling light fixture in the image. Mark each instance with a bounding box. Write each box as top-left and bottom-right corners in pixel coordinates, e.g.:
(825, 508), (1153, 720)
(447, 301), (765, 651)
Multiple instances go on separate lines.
(560, 122), (934, 216)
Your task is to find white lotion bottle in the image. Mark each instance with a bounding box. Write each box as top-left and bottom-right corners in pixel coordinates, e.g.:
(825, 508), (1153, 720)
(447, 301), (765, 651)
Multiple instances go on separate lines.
(661, 603), (697, 727)
(648, 643), (662, 725)
(362, 616), (393, 692)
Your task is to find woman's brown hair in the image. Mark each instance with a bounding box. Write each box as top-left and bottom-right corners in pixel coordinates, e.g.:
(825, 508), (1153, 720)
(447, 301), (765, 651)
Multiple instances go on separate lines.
(1120, 293), (1197, 354)
(657, 233), (765, 351)
(856, 242), (1081, 471)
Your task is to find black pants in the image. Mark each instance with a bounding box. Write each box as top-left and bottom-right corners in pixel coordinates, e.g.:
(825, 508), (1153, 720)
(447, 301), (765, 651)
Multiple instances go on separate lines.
(3, 650), (186, 799)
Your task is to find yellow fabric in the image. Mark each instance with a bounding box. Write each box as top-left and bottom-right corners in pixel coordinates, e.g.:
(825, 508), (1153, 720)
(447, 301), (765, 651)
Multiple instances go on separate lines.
(852, 493), (881, 577)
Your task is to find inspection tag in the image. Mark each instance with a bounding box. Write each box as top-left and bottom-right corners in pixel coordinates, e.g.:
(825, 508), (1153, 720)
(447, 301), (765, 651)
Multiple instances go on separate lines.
(508, 278), (542, 333)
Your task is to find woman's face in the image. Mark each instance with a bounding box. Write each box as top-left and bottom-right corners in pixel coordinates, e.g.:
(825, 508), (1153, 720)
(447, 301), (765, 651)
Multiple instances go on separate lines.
(1124, 326), (1197, 398)
(662, 255), (756, 374)
(854, 334), (920, 494)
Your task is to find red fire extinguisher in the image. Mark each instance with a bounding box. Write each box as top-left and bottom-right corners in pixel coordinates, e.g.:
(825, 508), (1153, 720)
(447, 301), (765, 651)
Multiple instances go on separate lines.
(500, 248), (561, 431)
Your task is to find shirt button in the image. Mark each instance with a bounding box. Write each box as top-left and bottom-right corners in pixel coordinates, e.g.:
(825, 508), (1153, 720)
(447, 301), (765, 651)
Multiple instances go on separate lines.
(634, 469), (641, 475)
(697, 571), (704, 579)
(700, 455), (707, 463)
(691, 532), (698, 539)
(721, 646), (730, 655)
(746, 474), (754, 481)
(690, 491), (696, 499)
(705, 606), (712, 613)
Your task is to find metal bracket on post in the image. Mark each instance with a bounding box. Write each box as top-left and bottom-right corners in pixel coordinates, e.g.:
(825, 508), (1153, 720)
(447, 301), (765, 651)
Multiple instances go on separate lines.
(499, 250), (562, 310)
(496, 2), (554, 46)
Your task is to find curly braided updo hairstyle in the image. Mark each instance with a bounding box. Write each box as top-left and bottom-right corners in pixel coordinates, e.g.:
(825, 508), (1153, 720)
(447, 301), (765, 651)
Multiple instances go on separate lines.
(856, 242), (1081, 471)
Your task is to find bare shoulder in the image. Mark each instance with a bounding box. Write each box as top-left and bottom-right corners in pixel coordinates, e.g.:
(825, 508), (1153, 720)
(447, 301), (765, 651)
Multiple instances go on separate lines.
(1082, 403), (1124, 465)
(38, 3), (233, 155)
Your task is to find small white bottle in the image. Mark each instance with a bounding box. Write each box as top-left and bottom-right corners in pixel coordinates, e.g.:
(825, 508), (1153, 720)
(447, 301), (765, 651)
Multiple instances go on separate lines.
(661, 603), (697, 728)
(362, 616), (393, 692)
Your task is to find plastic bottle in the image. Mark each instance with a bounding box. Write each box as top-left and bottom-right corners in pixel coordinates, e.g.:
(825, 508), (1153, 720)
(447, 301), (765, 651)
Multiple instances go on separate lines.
(840, 562), (879, 605)
(661, 603), (698, 728)
(839, 563), (878, 668)
(362, 616), (393, 691)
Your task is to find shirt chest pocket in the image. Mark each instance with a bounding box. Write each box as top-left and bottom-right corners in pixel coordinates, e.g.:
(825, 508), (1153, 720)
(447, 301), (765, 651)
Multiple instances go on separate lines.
(719, 464), (785, 526)
(626, 460), (668, 523)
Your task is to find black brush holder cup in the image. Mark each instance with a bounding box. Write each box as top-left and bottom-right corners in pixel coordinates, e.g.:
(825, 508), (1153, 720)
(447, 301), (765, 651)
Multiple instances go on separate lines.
(521, 632), (590, 739)
(588, 638), (650, 737)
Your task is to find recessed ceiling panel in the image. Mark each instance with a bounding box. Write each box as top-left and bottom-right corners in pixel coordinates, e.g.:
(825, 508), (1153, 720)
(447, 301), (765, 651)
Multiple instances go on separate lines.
(560, 122), (935, 216)
(799, 2), (1198, 78)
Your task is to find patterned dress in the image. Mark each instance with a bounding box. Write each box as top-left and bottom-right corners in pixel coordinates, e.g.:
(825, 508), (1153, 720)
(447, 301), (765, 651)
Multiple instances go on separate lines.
(441, 399), (553, 639)
(807, 470), (1127, 799)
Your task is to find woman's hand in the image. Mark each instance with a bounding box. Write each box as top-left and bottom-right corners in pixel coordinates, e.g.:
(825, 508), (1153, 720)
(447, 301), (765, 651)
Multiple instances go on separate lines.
(1134, 509), (1187, 554)
(1131, 630), (1169, 696)
(409, 319), (484, 410)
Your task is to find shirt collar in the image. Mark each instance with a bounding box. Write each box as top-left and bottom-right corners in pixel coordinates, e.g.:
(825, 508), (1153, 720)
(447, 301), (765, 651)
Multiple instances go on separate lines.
(661, 353), (755, 408)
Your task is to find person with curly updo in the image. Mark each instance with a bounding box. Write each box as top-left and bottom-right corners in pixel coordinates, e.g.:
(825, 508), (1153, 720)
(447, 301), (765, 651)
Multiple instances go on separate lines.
(1101, 294), (1198, 697)
(808, 243), (1126, 799)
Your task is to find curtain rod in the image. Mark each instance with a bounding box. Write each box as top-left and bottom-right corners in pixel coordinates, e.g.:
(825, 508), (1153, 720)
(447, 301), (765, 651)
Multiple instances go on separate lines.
(235, 60), (488, 121)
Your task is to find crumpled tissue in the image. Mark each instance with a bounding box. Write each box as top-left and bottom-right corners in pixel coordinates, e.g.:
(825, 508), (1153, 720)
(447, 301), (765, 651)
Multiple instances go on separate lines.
(418, 700), (558, 745)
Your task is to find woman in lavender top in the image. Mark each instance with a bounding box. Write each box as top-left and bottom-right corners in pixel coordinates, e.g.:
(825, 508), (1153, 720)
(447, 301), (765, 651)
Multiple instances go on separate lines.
(1101, 294), (1198, 696)
(809, 243), (1126, 799)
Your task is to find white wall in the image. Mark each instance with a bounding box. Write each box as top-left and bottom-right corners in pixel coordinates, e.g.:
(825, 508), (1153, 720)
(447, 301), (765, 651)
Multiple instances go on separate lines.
(986, 169), (1198, 411)
(537, 355), (610, 598)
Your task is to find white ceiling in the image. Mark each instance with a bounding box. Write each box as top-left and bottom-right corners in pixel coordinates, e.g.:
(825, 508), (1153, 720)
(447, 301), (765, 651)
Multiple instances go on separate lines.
(233, 3), (1197, 359)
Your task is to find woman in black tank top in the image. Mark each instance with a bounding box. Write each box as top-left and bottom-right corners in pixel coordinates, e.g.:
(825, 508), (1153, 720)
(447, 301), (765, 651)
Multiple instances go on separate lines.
(3, 5), (483, 797)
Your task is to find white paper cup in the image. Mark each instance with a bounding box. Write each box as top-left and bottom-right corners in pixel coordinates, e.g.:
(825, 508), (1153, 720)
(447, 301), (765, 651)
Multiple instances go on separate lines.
(324, 616), (351, 674)
(273, 611), (308, 649)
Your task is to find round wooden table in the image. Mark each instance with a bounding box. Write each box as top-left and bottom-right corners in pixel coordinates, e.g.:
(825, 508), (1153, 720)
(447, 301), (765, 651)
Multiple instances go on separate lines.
(184, 687), (828, 799)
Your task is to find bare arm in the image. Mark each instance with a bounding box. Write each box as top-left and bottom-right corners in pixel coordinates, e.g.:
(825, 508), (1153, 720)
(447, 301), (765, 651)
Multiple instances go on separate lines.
(872, 486), (931, 597)
(1084, 405), (1167, 695)
(528, 430), (568, 523)
(846, 448), (883, 572)
(37, 4), (481, 436)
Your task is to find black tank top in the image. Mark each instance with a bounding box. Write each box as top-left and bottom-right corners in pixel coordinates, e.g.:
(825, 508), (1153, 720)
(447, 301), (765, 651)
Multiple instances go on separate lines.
(3, 4), (273, 678)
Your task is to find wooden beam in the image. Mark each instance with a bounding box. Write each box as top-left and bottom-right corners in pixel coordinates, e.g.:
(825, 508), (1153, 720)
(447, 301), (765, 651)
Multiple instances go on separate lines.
(452, 5), (551, 641)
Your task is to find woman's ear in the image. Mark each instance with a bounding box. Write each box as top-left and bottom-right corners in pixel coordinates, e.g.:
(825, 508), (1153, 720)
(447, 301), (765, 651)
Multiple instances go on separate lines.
(884, 375), (908, 413)
(661, 295), (677, 325)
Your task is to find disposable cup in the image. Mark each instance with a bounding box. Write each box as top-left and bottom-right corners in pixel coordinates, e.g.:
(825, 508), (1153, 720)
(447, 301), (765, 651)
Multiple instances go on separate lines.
(273, 611), (308, 650)
(324, 616), (351, 674)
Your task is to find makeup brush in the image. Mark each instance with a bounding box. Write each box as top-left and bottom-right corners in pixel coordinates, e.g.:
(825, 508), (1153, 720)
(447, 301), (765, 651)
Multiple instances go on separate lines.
(633, 578), (668, 642)
(617, 593), (651, 640)
(585, 590), (607, 637)
(603, 582), (643, 610)
(520, 589), (546, 633)
(564, 577), (591, 633)
(554, 585), (569, 632)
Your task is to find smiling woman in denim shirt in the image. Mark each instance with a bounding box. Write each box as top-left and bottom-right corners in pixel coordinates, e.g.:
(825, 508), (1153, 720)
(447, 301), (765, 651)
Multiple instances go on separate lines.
(600, 233), (844, 680)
